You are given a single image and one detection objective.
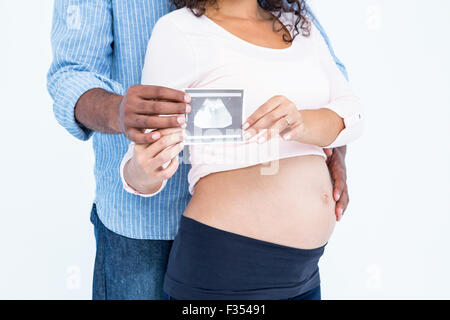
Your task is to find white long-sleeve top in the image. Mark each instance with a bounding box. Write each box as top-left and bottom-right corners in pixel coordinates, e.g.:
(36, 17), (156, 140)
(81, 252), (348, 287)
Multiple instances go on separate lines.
(121, 8), (364, 196)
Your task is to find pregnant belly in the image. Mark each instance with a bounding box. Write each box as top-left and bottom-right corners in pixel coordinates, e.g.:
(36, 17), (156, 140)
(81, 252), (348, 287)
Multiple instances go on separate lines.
(183, 155), (336, 250)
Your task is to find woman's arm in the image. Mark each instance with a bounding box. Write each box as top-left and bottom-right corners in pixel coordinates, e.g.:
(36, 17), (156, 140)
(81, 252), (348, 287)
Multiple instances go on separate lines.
(297, 108), (344, 147)
(308, 22), (364, 148)
(242, 95), (346, 147)
(243, 25), (364, 148)
(121, 128), (184, 196)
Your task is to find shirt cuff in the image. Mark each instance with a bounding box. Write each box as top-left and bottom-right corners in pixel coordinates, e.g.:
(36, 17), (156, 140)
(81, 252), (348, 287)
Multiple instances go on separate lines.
(119, 143), (168, 197)
(50, 72), (124, 141)
(323, 101), (364, 148)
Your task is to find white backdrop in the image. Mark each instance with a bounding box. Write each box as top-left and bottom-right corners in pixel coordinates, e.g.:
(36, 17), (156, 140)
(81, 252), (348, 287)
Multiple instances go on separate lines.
(0, 0), (449, 299)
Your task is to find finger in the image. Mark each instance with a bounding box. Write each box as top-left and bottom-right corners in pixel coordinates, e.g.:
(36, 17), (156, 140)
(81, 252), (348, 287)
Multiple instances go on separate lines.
(333, 177), (345, 202)
(134, 85), (191, 103)
(155, 156), (180, 180)
(243, 96), (284, 129)
(129, 114), (186, 129)
(323, 148), (333, 158)
(280, 110), (303, 140)
(249, 109), (284, 142)
(146, 133), (184, 158)
(126, 128), (161, 144)
(281, 121), (306, 141)
(247, 105), (302, 142)
(149, 127), (184, 139)
(140, 127), (184, 142)
(153, 142), (185, 168)
(335, 189), (349, 221)
(258, 115), (291, 143)
(135, 100), (191, 115)
(244, 103), (291, 141)
(335, 205), (343, 222)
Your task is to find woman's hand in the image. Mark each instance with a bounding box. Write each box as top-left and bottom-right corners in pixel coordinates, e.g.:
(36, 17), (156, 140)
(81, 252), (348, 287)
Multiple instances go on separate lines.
(242, 95), (304, 144)
(124, 127), (184, 194)
(243, 95), (344, 147)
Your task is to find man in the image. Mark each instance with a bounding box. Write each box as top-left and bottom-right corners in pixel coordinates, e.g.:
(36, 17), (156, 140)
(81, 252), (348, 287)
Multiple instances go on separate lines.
(48, 0), (350, 300)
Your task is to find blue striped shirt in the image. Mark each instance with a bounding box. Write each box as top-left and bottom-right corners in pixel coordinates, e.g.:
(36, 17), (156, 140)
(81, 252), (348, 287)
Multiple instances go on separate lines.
(47, 0), (347, 240)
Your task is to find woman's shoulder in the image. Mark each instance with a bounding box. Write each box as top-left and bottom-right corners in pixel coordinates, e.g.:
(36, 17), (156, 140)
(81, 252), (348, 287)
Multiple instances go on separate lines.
(153, 7), (206, 34)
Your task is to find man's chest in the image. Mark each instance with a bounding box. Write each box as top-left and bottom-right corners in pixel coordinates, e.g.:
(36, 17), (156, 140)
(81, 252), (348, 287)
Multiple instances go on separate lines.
(110, 0), (171, 49)
(109, 0), (171, 81)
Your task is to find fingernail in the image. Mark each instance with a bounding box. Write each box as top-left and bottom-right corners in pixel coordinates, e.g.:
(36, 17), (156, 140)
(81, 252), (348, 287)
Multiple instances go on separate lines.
(184, 94), (191, 103)
(177, 116), (185, 125)
(242, 122), (250, 130)
(257, 136), (266, 144)
(336, 192), (341, 200)
(339, 208), (344, 216)
(283, 134), (291, 141)
(186, 104), (192, 113)
(243, 132), (252, 140)
(151, 132), (161, 140)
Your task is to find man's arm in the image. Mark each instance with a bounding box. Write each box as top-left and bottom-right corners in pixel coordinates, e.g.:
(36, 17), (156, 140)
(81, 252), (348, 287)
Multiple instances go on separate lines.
(75, 86), (190, 143)
(47, 0), (125, 140)
(47, 0), (189, 143)
(74, 89), (122, 134)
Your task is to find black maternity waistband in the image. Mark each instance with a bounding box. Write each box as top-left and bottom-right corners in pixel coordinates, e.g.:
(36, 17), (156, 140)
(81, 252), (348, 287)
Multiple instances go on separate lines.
(164, 215), (326, 300)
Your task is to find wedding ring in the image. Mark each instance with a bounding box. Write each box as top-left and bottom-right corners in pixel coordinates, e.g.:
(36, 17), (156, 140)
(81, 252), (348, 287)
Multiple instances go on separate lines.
(284, 116), (293, 126)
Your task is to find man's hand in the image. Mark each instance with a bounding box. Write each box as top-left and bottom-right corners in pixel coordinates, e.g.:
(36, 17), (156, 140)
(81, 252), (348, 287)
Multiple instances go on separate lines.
(74, 86), (191, 143)
(118, 85), (191, 144)
(324, 146), (349, 222)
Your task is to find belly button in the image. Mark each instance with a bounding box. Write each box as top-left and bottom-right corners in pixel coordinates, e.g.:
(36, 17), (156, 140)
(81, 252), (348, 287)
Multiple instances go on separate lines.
(321, 192), (332, 205)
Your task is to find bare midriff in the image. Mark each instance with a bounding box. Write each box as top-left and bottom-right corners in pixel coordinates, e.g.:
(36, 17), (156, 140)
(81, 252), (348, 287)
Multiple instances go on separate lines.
(183, 155), (336, 250)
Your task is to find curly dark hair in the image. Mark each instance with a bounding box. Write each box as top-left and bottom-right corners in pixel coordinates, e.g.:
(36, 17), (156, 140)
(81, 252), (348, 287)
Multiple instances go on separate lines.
(170, 0), (311, 42)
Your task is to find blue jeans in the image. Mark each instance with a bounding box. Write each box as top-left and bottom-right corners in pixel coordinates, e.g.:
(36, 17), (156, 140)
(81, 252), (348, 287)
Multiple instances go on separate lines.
(90, 204), (173, 300)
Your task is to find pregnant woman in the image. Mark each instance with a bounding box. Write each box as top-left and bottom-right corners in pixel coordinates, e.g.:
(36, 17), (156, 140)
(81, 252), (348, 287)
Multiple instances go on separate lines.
(121, 0), (364, 300)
